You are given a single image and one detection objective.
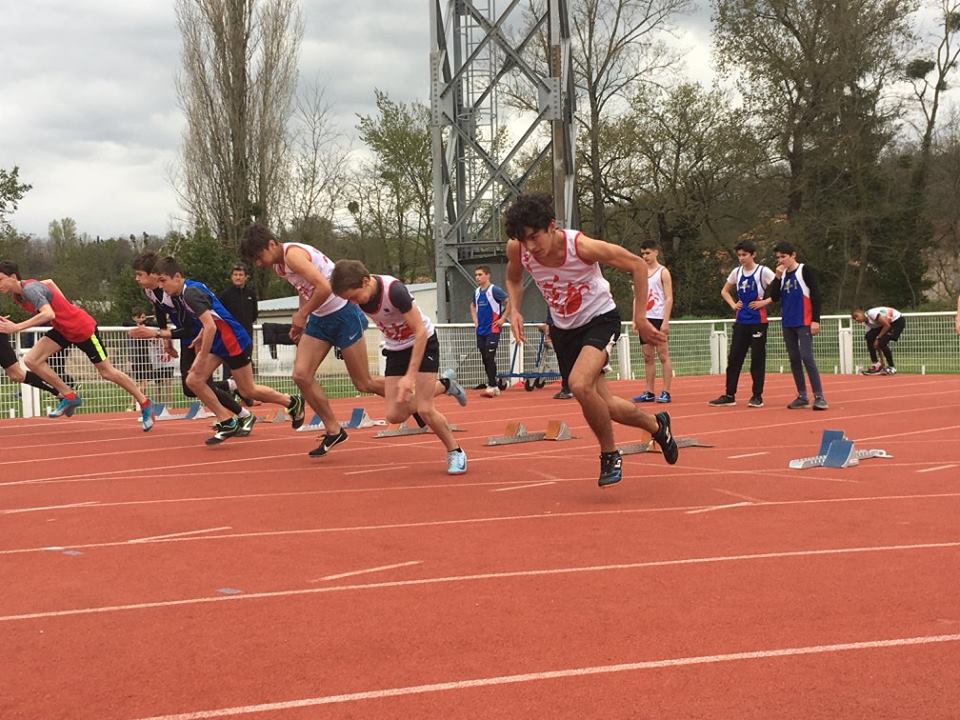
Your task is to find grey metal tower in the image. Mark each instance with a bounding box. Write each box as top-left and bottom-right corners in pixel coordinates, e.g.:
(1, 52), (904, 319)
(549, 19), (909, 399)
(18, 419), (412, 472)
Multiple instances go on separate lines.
(430, 0), (576, 322)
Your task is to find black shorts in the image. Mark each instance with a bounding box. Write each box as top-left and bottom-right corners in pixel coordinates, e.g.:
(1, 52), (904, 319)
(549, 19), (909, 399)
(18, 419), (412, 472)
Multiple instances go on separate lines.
(637, 317), (664, 345)
(223, 347), (252, 370)
(384, 333), (441, 376)
(867, 317), (906, 344)
(45, 328), (109, 365)
(549, 310), (621, 381)
(0, 333), (17, 370)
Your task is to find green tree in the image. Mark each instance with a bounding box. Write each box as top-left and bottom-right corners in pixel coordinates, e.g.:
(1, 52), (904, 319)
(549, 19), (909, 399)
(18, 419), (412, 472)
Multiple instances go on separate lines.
(0, 166), (32, 230)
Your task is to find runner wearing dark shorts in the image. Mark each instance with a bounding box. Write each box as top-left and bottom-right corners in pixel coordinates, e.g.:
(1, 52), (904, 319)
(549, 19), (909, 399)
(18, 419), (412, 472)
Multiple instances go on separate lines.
(0, 332), (58, 396)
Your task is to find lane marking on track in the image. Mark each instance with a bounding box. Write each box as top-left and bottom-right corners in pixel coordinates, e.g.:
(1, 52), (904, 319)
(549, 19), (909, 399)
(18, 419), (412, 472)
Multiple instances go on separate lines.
(727, 452), (768, 459)
(491, 481), (556, 492)
(712, 488), (764, 503)
(1, 501), (99, 514)
(344, 466), (408, 476)
(3, 492), (960, 558)
(686, 502), (752, 515)
(312, 561), (422, 582)
(3, 540), (959, 623)
(127, 633), (960, 719)
(916, 464), (958, 474)
(127, 527), (232, 544)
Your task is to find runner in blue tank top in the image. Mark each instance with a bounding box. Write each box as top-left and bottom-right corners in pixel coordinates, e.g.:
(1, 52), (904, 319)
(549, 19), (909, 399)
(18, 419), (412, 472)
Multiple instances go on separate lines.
(766, 242), (828, 410)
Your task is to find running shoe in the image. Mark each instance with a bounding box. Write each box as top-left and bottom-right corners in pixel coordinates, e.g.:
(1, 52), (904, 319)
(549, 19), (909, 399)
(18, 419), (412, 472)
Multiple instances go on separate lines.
(656, 390), (672, 403)
(483, 386), (501, 397)
(447, 448), (467, 475)
(553, 389), (574, 400)
(652, 412), (679, 465)
(598, 450), (623, 487)
(140, 401), (155, 432)
(441, 368), (467, 407)
(708, 394), (736, 406)
(205, 418), (240, 445)
(812, 397), (829, 411)
(633, 391), (655, 403)
(862, 364), (884, 375)
(236, 412), (257, 437)
(787, 396), (810, 409)
(49, 395), (83, 418)
(883, 366), (897, 375)
(309, 428), (349, 457)
(288, 395), (305, 430)
(748, 396), (764, 408)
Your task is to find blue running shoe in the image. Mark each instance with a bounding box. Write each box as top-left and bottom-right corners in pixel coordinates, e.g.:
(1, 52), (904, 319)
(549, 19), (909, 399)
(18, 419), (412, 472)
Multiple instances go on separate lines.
(447, 448), (467, 475)
(633, 391), (655, 403)
(656, 390), (671, 403)
(441, 368), (467, 407)
(49, 395), (82, 418)
(141, 401), (155, 432)
(598, 450), (623, 487)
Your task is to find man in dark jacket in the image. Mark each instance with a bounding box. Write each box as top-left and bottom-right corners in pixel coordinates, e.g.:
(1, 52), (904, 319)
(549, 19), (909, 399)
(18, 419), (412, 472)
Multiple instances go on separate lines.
(219, 264), (258, 378)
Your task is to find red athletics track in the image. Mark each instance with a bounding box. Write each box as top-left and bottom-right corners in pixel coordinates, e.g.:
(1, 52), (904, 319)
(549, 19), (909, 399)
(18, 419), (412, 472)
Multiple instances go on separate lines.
(1, 373), (959, 719)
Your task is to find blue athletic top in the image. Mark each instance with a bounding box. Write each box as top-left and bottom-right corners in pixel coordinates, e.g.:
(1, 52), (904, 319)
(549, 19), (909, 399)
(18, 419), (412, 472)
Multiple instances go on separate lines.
(769, 264), (821, 329)
(733, 266), (772, 325)
(474, 284), (508, 336)
(179, 279), (251, 357)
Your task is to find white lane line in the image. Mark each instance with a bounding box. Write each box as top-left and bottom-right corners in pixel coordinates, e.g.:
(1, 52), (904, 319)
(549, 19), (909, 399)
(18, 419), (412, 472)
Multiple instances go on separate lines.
(344, 466), (408, 476)
(4, 492), (960, 558)
(686, 502), (752, 515)
(712, 488), (763, 503)
(3, 540), (959, 623)
(916, 464), (958, 474)
(131, 633), (960, 719)
(313, 561), (422, 582)
(1, 501), (99, 514)
(127, 527), (232, 544)
(491, 481), (556, 493)
(727, 452), (768, 459)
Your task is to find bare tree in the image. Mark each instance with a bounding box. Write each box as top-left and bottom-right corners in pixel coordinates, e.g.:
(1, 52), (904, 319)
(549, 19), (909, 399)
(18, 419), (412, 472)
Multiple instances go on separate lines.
(174, 0), (303, 246)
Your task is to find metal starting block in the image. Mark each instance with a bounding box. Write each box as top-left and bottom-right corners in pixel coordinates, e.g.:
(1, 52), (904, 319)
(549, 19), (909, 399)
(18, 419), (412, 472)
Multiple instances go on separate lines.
(618, 431), (713, 455)
(296, 407), (386, 433)
(485, 420), (574, 446)
(374, 420), (464, 438)
(788, 429), (893, 469)
(154, 401), (215, 422)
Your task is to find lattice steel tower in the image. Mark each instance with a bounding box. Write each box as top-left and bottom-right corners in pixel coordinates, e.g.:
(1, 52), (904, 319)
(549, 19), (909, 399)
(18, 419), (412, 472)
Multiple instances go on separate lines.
(430, 0), (575, 322)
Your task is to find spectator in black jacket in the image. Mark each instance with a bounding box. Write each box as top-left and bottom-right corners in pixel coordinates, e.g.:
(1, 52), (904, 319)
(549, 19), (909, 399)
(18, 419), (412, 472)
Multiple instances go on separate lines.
(219, 264), (259, 378)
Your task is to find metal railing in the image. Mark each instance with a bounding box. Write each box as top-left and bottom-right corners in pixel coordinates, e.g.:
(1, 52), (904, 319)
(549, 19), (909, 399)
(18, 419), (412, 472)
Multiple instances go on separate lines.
(2, 312), (957, 419)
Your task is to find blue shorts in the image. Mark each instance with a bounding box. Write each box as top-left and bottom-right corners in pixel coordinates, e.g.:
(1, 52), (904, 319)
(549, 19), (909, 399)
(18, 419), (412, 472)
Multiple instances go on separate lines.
(305, 303), (369, 349)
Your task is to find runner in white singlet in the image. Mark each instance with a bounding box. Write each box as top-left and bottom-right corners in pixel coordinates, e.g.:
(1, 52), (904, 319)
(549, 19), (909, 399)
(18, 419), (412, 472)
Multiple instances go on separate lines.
(503, 192), (680, 488)
(634, 240), (674, 403)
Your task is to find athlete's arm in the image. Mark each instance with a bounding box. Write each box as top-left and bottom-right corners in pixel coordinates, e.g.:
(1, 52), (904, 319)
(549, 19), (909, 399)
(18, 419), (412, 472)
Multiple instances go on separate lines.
(805, 265), (822, 335)
(494, 287), (510, 329)
(720, 282), (739, 312)
(660, 267), (674, 331)
(956, 294), (960, 335)
(505, 240), (526, 343)
(398, 306), (428, 401)
(469, 300), (478, 328)
(193, 310), (217, 361)
(874, 312), (892, 343)
(0, 283), (56, 332)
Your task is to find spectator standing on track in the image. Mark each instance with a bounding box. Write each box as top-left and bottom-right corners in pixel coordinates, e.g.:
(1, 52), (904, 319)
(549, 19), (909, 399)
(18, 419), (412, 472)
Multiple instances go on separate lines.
(852, 306), (906, 375)
(0, 260), (155, 428)
(633, 239), (674, 404)
(331, 259), (468, 475)
(765, 242), (828, 411)
(218, 264), (258, 380)
(503, 192), (679, 487)
(470, 265), (509, 397)
(709, 239), (775, 407)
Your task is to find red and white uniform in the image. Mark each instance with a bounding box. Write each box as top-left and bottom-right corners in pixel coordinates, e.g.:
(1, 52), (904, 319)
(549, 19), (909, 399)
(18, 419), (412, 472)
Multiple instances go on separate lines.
(863, 306), (902, 329)
(273, 242), (347, 317)
(520, 229), (616, 330)
(366, 275), (434, 351)
(15, 279), (97, 343)
(646, 266), (667, 320)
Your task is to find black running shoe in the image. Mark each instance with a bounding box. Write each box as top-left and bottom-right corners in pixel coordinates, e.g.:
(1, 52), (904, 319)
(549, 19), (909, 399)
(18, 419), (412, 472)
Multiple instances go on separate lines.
(708, 394), (736, 406)
(309, 428), (349, 457)
(205, 418), (240, 445)
(288, 395), (305, 429)
(598, 450), (623, 487)
(652, 412), (679, 465)
(236, 412), (257, 437)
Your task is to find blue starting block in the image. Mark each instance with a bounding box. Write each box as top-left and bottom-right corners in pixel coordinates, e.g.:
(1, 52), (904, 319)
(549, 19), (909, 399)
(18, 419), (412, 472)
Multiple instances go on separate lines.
(296, 407), (386, 433)
(789, 429), (892, 469)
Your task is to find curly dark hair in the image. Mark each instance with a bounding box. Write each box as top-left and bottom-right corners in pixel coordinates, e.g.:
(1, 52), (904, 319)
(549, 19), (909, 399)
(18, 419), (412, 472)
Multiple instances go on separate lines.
(504, 192), (556, 240)
(239, 223), (277, 261)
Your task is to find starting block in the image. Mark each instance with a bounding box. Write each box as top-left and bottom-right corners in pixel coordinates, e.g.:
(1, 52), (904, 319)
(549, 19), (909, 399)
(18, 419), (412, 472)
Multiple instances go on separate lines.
(296, 407), (387, 433)
(269, 408), (288, 424)
(618, 430), (713, 455)
(374, 420), (464, 438)
(789, 429), (893, 469)
(154, 401), (215, 422)
(485, 420), (574, 446)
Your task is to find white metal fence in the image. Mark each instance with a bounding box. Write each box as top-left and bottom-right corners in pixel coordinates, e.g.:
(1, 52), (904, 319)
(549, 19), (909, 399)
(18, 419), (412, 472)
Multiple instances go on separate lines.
(2, 312), (958, 418)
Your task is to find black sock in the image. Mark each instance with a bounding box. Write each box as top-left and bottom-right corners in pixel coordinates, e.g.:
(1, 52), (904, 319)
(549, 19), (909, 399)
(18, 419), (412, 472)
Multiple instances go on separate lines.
(439, 377), (451, 391)
(24, 371), (58, 395)
(412, 412), (426, 428)
(287, 395), (299, 410)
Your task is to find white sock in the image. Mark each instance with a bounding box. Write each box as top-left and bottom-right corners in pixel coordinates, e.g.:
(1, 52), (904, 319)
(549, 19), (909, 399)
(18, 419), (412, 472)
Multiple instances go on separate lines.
(239, 407), (251, 418)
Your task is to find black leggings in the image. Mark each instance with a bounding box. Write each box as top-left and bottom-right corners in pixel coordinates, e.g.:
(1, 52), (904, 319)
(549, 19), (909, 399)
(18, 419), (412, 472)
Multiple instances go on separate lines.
(477, 334), (501, 386)
(865, 317), (906, 366)
(725, 323), (767, 397)
(179, 344), (242, 414)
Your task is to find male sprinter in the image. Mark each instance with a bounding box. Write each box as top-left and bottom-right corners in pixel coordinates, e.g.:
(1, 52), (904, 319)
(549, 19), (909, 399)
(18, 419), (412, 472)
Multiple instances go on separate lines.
(503, 192), (679, 487)
(128, 252), (256, 435)
(1, 333), (59, 397)
(331, 259), (467, 474)
(154, 257), (302, 445)
(852, 306), (906, 375)
(0, 260), (154, 428)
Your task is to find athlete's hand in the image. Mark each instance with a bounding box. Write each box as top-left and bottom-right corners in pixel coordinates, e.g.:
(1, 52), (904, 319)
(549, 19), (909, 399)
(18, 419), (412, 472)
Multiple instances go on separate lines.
(0, 316), (18, 333)
(397, 374), (415, 402)
(775, 264), (786, 277)
(289, 324), (303, 344)
(163, 340), (178, 359)
(509, 310), (526, 344)
(128, 325), (156, 339)
(635, 318), (667, 344)
(810, 321), (821, 336)
(747, 300), (766, 310)
(734, 300), (744, 310)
